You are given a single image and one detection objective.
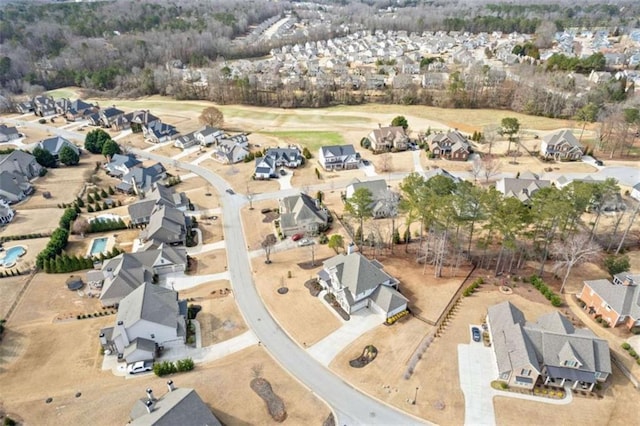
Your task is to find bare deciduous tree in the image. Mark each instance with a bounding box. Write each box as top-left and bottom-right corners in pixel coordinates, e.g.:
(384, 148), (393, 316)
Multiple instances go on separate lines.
(377, 152), (393, 173)
(481, 155), (501, 183)
(551, 233), (602, 293)
(261, 234), (277, 264)
(469, 156), (483, 182)
(72, 218), (89, 237)
(199, 106), (224, 128)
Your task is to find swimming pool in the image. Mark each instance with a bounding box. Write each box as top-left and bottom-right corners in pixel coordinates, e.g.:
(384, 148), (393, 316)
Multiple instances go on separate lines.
(2, 246), (26, 267)
(89, 237), (108, 256)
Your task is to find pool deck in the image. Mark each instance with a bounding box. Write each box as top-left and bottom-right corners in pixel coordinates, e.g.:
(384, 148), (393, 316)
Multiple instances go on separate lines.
(86, 236), (115, 258)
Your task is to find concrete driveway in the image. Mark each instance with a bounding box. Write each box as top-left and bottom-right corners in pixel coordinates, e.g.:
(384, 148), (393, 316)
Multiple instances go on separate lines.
(458, 326), (498, 426)
(307, 308), (385, 366)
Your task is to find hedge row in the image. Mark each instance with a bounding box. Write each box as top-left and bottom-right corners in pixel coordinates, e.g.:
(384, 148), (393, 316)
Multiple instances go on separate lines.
(153, 358), (194, 376)
(463, 277), (484, 297)
(35, 228), (69, 269)
(0, 233), (49, 242)
(43, 248), (123, 274)
(88, 218), (127, 234)
(530, 275), (563, 307)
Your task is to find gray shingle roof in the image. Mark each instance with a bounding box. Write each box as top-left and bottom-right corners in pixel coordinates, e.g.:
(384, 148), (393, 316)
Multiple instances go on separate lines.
(370, 285), (408, 313)
(140, 204), (187, 244)
(323, 252), (397, 298)
(488, 301), (611, 379)
(279, 193), (328, 231)
(116, 282), (180, 330)
(584, 276), (640, 320)
(36, 136), (79, 157)
(320, 144), (357, 157)
(130, 387), (221, 426)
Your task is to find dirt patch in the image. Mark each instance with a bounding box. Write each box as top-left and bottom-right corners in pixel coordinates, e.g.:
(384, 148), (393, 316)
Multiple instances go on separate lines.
(188, 249), (227, 275)
(250, 377), (287, 422)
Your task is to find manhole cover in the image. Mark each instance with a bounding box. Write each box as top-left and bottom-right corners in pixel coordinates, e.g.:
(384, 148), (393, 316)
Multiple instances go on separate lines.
(277, 287), (289, 295)
(45, 397), (53, 404)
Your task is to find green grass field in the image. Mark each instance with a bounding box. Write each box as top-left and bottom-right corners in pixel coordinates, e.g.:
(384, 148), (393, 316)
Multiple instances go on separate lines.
(260, 131), (344, 151)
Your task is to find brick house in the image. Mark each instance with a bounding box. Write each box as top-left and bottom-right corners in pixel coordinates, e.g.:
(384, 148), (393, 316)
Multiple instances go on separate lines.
(578, 273), (640, 331)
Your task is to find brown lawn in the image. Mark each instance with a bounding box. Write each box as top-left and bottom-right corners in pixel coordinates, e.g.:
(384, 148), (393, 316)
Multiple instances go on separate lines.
(0, 275), (28, 319)
(0, 270), (329, 425)
(0, 208), (63, 236)
(251, 246), (342, 347)
(240, 200), (280, 249)
(189, 249), (227, 275)
(178, 280), (247, 346)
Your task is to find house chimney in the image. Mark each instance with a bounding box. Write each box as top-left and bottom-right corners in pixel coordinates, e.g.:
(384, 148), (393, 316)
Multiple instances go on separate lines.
(623, 275), (635, 286)
(116, 320), (129, 346)
(347, 242), (355, 255)
(105, 267), (114, 280)
(146, 388), (155, 401)
(378, 123), (381, 128)
(167, 380), (175, 392)
(145, 399), (155, 413)
(99, 332), (107, 346)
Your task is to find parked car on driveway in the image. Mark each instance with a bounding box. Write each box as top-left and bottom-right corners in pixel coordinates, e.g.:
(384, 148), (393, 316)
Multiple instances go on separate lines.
(127, 361), (153, 375)
(291, 233), (304, 241)
(471, 327), (481, 342)
(298, 238), (315, 247)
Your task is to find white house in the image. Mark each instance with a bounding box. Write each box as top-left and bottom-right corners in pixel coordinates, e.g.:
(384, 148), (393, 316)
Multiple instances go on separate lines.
(99, 283), (187, 364)
(318, 145), (361, 171)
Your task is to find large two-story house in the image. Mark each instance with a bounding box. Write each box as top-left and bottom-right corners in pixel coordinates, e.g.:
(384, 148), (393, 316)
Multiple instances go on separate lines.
(541, 130), (584, 161)
(579, 272), (640, 331)
(495, 177), (551, 204)
(318, 252), (408, 319)
(99, 283), (187, 364)
(105, 154), (142, 178)
(0, 150), (42, 203)
(55, 98), (95, 121)
(428, 130), (471, 161)
(143, 121), (179, 144)
(35, 136), (80, 163)
(487, 301), (611, 391)
(318, 145), (361, 171)
(0, 124), (20, 142)
(278, 192), (329, 237)
(254, 147), (303, 179)
(367, 126), (409, 152)
(128, 184), (189, 226)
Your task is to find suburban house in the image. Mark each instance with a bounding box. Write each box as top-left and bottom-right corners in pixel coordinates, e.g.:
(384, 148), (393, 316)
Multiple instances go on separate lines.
(212, 135), (250, 164)
(495, 177), (551, 203)
(541, 130), (584, 161)
(143, 121), (179, 144)
(367, 126), (409, 152)
(140, 205), (189, 246)
(422, 167), (462, 183)
(278, 192), (329, 237)
(0, 151), (42, 203)
(97, 245), (187, 307)
(128, 184), (190, 225)
(345, 179), (399, 218)
(318, 144), (361, 171)
(0, 124), (20, 142)
(16, 100), (34, 114)
(55, 98), (95, 121)
(98, 106), (126, 128)
(428, 131), (471, 161)
(254, 147), (303, 179)
(105, 153), (142, 178)
(0, 199), (15, 224)
(33, 95), (56, 117)
(99, 283), (186, 364)
(173, 126), (224, 149)
(113, 110), (160, 132)
(116, 163), (167, 195)
(579, 272), (640, 331)
(35, 136), (80, 161)
(129, 385), (221, 426)
(317, 252), (408, 319)
(487, 301), (611, 391)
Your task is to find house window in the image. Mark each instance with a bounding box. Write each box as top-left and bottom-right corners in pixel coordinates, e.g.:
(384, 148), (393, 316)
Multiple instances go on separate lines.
(605, 304), (612, 311)
(563, 360), (577, 368)
(520, 369), (531, 376)
(500, 372), (510, 380)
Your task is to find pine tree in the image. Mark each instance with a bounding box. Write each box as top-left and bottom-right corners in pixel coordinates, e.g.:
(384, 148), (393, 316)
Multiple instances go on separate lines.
(76, 197), (85, 208)
(108, 186), (115, 195)
(100, 189), (108, 198)
(94, 191), (101, 201)
(95, 203), (102, 211)
(102, 201), (108, 210)
(55, 256), (64, 273)
(87, 194), (94, 204)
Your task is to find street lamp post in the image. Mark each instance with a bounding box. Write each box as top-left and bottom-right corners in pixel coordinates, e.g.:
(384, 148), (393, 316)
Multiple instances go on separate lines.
(413, 386), (419, 405)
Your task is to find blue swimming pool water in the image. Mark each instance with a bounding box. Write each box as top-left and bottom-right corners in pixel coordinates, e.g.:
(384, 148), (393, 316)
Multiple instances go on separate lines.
(2, 246), (26, 267)
(89, 238), (108, 256)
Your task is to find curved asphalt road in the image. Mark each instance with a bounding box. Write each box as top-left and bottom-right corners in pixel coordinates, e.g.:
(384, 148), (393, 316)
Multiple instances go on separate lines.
(132, 149), (426, 426)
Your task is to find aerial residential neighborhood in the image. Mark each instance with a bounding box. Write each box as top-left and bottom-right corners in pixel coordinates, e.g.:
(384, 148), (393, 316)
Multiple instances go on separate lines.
(0, 1), (640, 426)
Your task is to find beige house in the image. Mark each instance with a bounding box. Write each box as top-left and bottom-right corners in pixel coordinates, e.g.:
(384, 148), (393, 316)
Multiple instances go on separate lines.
(367, 126), (409, 152)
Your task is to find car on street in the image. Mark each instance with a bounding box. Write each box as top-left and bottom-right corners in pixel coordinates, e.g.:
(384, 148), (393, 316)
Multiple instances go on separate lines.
(298, 238), (315, 247)
(127, 361), (153, 375)
(225, 188), (234, 195)
(471, 327), (481, 342)
(291, 233), (304, 241)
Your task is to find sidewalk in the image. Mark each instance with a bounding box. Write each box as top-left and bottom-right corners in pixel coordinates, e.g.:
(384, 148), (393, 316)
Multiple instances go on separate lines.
(167, 271), (231, 291)
(307, 308), (384, 366)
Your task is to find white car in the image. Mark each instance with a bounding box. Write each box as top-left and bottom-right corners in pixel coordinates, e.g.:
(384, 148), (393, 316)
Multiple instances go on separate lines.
(127, 361), (153, 375)
(298, 238), (315, 247)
